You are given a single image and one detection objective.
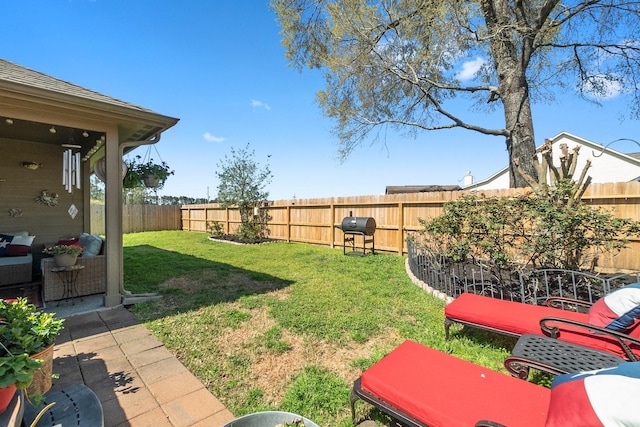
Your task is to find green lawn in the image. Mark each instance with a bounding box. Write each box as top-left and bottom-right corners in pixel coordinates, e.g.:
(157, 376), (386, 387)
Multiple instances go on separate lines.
(124, 231), (517, 426)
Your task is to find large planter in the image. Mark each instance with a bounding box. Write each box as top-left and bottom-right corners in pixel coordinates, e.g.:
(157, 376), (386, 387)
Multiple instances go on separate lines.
(0, 384), (16, 414)
(222, 411), (319, 427)
(53, 254), (78, 267)
(26, 344), (54, 396)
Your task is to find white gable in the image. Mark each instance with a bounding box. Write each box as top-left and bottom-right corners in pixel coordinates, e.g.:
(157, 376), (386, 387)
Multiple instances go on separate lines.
(464, 132), (640, 191)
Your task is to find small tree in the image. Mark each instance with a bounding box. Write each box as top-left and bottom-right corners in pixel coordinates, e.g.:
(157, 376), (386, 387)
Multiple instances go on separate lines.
(215, 143), (273, 241)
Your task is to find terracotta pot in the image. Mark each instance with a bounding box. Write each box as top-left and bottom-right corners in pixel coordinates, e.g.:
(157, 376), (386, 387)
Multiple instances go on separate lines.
(0, 384), (16, 414)
(27, 344), (54, 396)
(53, 254), (78, 267)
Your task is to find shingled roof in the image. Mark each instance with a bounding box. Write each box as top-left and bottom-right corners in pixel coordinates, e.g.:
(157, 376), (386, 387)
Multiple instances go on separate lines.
(0, 58), (152, 113)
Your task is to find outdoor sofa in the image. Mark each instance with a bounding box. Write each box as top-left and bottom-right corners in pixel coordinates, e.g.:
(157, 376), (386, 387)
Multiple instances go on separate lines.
(0, 231), (36, 286)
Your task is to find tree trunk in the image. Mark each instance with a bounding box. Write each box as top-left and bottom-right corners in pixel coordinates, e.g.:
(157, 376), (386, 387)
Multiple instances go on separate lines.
(482, 0), (538, 188)
(501, 76), (538, 188)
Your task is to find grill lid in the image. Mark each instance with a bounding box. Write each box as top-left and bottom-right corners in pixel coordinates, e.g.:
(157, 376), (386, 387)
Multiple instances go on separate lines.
(339, 217), (376, 235)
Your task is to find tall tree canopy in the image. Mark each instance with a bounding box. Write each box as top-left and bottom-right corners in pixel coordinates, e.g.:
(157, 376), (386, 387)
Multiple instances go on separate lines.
(271, 0), (640, 187)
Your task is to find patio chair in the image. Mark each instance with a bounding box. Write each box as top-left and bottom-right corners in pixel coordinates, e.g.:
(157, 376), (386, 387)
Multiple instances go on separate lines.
(351, 340), (640, 427)
(444, 292), (640, 360)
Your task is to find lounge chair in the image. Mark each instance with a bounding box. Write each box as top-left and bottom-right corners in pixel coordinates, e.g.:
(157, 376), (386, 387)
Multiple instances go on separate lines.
(444, 292), (640, 359)
(351, 340), (640, 427)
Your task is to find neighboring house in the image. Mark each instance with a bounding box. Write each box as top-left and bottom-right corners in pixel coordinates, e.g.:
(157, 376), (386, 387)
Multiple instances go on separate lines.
(385, 185), (461, 194)
(463, 132), (640, 191)
(0, 59), (178, 307)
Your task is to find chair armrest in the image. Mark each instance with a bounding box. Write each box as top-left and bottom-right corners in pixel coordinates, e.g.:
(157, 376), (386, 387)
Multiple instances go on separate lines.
(544, 296), (593, 311)
(540, 316), (640, 361)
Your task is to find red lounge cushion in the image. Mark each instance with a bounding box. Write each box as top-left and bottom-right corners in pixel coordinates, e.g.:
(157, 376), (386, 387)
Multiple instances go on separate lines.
(445, 293), (640, 359)
(361, 340), (549, 427)
(445, 292), (589, 336)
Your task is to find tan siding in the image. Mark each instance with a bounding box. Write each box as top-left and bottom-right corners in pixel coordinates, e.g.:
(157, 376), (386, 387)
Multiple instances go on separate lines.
(0, 138), (85, 245)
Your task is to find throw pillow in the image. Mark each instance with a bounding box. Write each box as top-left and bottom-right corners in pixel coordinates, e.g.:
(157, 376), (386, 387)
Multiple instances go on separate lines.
(7, 235), (35, 257)
(0, 234), (14, 257)
(57, 237), (80, 247)
(588, 283), (640, 332)
(79, 233), (103, 257)
(545, 362), (640, 426)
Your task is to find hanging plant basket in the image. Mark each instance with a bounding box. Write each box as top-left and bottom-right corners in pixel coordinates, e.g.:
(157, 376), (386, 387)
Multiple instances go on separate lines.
(142, 175), (161, 188)
(124, 146), (174, 190)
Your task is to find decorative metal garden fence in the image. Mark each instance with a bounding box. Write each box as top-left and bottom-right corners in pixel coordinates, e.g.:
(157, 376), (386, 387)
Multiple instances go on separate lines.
(406, 237), (640, 305)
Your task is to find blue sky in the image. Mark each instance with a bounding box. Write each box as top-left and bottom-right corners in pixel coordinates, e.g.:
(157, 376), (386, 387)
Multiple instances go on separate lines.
(3, 1), (640, 200)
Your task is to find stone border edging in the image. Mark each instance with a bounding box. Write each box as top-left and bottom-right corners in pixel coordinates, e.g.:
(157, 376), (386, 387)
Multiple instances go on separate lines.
(404, 258), (455, 305)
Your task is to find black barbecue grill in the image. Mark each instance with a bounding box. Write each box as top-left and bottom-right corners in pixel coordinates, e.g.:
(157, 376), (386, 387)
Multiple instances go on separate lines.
(337, 216), (376, 255)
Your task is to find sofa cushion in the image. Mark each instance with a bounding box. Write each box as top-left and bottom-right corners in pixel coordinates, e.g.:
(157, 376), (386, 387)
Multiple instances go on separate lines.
(588, 283), (640, 332)
(0, 234), (14, 256)
(0, 253), (31, 267)
(79, 233), (103, 257)
(545, 362), (640, 426)
(7, 235), (35, 257)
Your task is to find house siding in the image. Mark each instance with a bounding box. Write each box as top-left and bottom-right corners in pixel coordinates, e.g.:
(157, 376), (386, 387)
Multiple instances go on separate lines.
(464, 133), (640, 191)
(0, 138), (85, 246)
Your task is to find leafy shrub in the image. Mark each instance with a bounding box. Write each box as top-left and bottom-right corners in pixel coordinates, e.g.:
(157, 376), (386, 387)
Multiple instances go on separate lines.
(418, 180), (640, 270)
(207, 221), (225, 238)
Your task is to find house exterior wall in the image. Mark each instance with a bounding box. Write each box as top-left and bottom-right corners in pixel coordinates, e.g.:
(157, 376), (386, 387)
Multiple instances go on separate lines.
(465, 133), (640, 191)
(0, 138), (85, 245)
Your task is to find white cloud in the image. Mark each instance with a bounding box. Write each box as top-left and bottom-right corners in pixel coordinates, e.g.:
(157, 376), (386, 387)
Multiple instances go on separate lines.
(251, 99), (271, 111)
(582, 75), (623, 100)
(203, 132), (225, 143)
(456, 57), (486, 81)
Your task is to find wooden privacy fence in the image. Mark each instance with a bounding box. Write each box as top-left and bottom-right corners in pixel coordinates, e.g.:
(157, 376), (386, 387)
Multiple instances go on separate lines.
(91, 204), (182, 235)
(181, 182), (640, 272)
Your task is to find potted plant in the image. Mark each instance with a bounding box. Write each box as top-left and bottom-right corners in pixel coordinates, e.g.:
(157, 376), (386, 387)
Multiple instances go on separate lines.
(0, 298), (64, 396)
(0, 344), (42, 414)
(42, 244), (83, 267)
(133, 157), (174, 189)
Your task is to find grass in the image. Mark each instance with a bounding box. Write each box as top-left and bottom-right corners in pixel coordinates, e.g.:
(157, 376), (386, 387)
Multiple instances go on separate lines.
(124, 231), (518, 426)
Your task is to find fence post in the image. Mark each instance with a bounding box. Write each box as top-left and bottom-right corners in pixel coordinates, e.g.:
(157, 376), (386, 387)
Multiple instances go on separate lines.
(286, 205), (291, 242)
(398, 201), (404, 254)
(330, 203), (335, 248)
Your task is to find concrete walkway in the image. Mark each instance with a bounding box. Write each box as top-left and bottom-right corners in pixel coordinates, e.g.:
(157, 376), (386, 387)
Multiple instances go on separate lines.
(49, 305), (236, 427)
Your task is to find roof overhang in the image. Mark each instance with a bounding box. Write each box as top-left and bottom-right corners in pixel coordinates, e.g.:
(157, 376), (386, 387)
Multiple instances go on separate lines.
(0, 59), (179, 162)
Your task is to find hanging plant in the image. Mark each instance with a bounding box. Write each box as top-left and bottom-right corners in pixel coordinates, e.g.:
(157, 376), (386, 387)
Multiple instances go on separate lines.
(123, 145), (174, 190)
(135, 158), (174, 189)
(123, 157), (143, 189)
